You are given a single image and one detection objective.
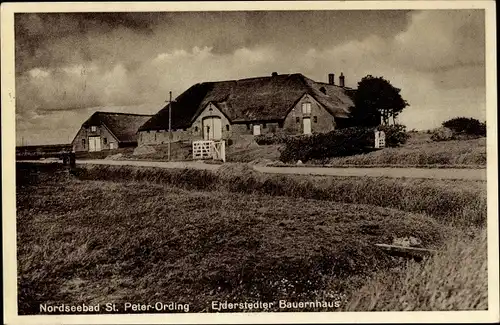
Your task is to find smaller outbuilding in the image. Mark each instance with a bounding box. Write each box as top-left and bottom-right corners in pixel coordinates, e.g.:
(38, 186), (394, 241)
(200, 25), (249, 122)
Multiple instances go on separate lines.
(71, 111), (152, 152)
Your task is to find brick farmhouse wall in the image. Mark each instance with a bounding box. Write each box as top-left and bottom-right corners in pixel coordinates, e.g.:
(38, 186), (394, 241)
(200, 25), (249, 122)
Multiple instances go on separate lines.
(138, 95), (340, 146)
(282, 94), (336, 134)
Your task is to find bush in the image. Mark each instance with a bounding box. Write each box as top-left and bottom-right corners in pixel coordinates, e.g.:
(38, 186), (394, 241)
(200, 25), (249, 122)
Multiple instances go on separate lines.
(254, 133), (291, 145)
(378, 124), (410, 147)
(442, 117), (486, 136)
(431, 127), (455, 142)
(279, 127), (375, 163)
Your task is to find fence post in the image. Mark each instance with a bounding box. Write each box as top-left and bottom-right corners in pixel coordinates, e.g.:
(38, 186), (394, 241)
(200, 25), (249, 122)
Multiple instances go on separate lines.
(70, 152), (76, 168)
(220, 141), (226, 162)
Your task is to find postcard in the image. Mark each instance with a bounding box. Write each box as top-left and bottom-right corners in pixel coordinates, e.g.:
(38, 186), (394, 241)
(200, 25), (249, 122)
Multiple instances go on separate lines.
(2, 1), (498, 324)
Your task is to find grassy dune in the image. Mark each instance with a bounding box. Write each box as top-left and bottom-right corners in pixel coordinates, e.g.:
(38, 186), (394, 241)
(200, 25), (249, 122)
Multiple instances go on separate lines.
(72, 163), (487, 226)
(16, 163), (488, 313)
(324, 136), (486, 167)
(346, 230), (487, 311)
(223, 133), (486, 167)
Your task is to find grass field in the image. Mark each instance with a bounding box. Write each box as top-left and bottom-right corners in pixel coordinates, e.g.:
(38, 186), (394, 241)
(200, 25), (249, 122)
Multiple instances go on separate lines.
(226, 144), (282, 163)
(16, 163), (487, 313)
(72, 163), (487, 226)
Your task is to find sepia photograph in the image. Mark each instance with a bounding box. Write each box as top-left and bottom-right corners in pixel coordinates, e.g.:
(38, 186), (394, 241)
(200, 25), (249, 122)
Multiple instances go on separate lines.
(2, 1), (498, 324)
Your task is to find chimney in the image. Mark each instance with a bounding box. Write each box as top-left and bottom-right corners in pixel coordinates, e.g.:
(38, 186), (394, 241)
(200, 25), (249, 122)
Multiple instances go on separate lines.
(328, 73), (335, 85)
(271, 72), (278, 77)
(339, 72), (345, 87)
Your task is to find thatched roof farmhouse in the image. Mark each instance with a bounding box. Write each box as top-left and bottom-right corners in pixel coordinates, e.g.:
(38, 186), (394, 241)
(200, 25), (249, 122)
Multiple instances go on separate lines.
(139, 72), (356, 145)
(72, 112), (152, 152)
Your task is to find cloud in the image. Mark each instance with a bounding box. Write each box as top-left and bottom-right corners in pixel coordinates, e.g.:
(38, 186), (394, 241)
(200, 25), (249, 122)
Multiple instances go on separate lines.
(394, 10), (485, 72)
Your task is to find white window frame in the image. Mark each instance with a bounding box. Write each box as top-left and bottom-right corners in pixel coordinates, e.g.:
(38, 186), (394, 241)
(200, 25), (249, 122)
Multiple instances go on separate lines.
(302, 102), (312, 115)
(91, 126), (97, 132)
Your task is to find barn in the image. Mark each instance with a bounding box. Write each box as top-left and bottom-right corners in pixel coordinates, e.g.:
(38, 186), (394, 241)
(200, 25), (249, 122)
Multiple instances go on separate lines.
(138, 72), (356, 145)
(72, 112), (152, 152)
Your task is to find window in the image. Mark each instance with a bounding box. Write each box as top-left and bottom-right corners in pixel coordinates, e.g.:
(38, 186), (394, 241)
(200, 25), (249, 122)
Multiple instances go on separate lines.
(302, 103), (312, 115)
(82, 139), (86, 148)
(263, 123), (267, 129)
(103, 137), (107, 144)
(91, 126), (97, 132)
(314, 116), (318, 123)
(194, 126), (198, 132)
(296, 117), (300, 123)
(278, 121), (284, 128)
(246, 123), (250, 130)
(226, 124), (230, 131)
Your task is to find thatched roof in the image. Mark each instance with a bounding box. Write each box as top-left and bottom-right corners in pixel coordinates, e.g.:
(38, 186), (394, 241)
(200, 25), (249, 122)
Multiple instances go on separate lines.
(139, 73), (355, 131)
(82, 112), (152, 143)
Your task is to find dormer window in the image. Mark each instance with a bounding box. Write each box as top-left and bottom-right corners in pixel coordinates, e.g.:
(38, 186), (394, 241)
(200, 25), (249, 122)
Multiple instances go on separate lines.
(91, 126), (97, 132)
(302, 103), (311, 115)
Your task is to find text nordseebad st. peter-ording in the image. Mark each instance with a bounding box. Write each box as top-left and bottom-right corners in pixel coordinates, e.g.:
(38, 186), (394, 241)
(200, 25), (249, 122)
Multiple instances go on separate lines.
(39, 302), (190, 313)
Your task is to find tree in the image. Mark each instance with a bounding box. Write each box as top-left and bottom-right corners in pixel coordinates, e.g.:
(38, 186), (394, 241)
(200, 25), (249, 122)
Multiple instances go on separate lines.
(352, 75), (409, 127)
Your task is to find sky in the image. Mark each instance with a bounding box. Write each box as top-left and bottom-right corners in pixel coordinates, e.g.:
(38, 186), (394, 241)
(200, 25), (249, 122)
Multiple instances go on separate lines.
(14, 9), (486, 145)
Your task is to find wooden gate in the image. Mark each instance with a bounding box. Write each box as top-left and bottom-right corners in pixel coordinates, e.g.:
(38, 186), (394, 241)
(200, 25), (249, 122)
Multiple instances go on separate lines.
(192, 140), (226, 162)
(374, 131), (386, 149)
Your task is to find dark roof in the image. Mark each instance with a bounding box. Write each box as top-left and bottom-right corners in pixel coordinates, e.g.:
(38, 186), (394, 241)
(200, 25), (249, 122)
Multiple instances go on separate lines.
(82, 112), (153, 143)
(139, 73), (355, 131)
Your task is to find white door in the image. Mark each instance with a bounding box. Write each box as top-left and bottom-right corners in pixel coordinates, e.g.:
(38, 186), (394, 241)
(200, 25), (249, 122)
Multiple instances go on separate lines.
(88, 137), (102, 152)
(203, 117), (222, 140)
(95, 137), (102, 151)
(253, 124), (261, 135)
(303, 118), (311, 135)
(89, 137), (95, 152)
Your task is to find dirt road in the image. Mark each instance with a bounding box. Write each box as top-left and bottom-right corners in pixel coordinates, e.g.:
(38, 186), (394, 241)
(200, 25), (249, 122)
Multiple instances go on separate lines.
(70, 159), (486, 181)
(76, 159), (221, 171)
(253, 165), (486, 181)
